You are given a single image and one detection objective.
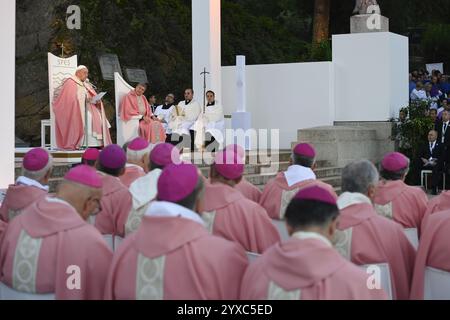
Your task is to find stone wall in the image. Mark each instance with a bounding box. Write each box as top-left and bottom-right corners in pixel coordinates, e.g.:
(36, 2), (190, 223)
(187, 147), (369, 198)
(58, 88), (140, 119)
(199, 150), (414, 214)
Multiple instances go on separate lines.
(16, 0), (68, 146)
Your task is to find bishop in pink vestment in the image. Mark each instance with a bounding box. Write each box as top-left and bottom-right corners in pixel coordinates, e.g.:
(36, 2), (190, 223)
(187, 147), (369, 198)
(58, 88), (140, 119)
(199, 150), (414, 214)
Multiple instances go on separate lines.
(373, 153), (427, 235)
(0, 148), (52, 223)
(53, 66), (110, 150)
(105, 164), (248, 300)
(260, 143), (336, 220)
(241, 186), (387, 300)
(203, 150), (280, 254)
(119, 138), (150, 188)
(336, 160), (416, 300)
(120, 83), (166, 144)
(410, 210), (450, 299)
(125, 144), (181, 236)
(94, 145), (132, 238)
(0, 166), (112, 300)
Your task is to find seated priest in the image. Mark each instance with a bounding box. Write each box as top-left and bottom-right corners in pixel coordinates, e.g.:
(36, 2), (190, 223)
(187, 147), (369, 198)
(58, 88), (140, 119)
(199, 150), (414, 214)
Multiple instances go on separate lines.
(119, 83), (166, 144)
(168, 88), (201, 151)
(0, 148), (52, 224)
(240, 186), (388, 300)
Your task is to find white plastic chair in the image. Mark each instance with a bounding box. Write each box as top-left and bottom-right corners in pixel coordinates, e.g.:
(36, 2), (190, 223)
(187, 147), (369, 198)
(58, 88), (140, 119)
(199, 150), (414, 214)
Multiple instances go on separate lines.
(359, 263), (393, 300)
(271, 219), (290, 241)
(246, 252), (261, 264)
(424, 267), (450, 300)
(404, 228), (419, 250)
(0, 282), (55, 300)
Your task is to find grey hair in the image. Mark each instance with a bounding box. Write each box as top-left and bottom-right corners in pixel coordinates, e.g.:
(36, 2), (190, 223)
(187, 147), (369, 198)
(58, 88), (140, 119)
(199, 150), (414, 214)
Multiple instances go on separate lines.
(22, 154), (54, 182)
(341, 160), (379, 195)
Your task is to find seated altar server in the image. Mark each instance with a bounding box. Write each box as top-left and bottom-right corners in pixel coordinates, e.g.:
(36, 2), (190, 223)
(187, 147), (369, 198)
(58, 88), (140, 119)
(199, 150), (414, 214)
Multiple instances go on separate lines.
(193, 90), (225, 150)
(240, 186), (388, 300)
(0, 165), (112, 300)
(260, 143), (336, 220)
(125, 143), (181, 236)
(93, 145), (132, 238)
(104, 164), (248, 300)
(336, 160), (416, 300)
(119, 138), (151, 188)
(0, 148), (52, 223)
(202, 149), (280, 254)
(410, 210), (450, 299)
(373, 152), (428, 237)
(119, 83), (166, 144)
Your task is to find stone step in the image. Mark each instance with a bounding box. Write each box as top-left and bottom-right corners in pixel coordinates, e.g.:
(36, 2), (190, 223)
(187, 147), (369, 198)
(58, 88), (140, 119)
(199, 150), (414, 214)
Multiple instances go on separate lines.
(245, 170), (342, 187)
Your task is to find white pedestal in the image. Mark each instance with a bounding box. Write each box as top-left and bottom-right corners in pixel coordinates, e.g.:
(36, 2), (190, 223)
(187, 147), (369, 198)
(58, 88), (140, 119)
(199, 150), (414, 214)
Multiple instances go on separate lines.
(231, 112), (252, 151)
(333, 32), (409, 122)
(350, 14), (389, 33)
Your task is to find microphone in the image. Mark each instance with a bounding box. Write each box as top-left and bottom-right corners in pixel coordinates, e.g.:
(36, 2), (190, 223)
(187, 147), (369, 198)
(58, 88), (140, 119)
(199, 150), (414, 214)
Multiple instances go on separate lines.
(85, 79), (98, 90)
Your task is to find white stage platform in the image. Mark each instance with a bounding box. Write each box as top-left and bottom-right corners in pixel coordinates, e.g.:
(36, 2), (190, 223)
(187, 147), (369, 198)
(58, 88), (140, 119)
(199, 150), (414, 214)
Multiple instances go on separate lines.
(15, 148), (84, 164)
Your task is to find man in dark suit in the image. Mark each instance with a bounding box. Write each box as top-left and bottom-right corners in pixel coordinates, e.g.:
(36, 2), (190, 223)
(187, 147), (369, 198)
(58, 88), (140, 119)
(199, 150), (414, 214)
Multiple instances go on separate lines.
(436, 110), (450, 146)
(419, 129), (444, 194)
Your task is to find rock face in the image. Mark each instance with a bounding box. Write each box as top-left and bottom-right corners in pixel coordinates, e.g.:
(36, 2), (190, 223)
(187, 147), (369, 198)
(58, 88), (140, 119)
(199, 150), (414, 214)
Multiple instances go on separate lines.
(16, 0), (68, 146)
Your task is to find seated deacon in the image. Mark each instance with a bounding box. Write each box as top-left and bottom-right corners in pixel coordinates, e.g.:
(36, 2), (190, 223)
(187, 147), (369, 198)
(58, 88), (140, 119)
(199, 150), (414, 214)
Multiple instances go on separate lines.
(202, 149), (280, 254)
(0, 148), (52, 223)
(119, 83), (166, 144)
(260, 143), (336, 220)
(119, 138), (151, 188)
(0, 166), (112, 300)
(240, 186), (388, 300)
(336, 160), (416, 300)
(104, 164), (248, 300)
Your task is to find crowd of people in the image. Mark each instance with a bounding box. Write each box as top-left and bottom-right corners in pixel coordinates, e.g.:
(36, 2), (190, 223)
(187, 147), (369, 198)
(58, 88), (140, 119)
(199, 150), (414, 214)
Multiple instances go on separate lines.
(0, 139), (448, 300)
